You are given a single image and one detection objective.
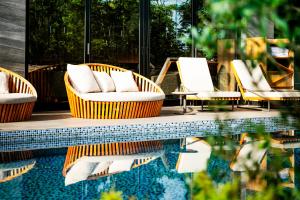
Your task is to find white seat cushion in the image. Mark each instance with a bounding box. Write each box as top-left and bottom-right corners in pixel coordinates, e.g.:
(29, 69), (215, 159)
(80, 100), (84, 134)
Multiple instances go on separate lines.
(0, 72), (9, 94)
(178, 57), (214, 92)
(110, 71), (139, 92)
(244, 91), (300, 98)
(93, 71), (116, 92)
(67, 64), (100, 93)
(0, 93), (37, 104)
(79, 92), (165, 102)
(189, 91), (240, 99)
(91, 161), (112, 175)
(231, 60), (272, 91)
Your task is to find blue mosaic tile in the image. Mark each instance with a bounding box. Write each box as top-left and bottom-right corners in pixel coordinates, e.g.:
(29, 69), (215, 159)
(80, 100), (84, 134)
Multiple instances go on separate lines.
(0, 117), (297, 152)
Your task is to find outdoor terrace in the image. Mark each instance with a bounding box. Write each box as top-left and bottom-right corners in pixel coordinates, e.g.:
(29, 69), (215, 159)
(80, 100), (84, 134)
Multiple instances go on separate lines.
(0, 106), (293, 152)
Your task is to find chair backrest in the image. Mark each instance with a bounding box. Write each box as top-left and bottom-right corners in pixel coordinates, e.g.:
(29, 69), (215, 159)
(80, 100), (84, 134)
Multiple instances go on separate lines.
(177, 57), (214, 92)
(231, 60), (272, 91)
(0, 67), (37, 96)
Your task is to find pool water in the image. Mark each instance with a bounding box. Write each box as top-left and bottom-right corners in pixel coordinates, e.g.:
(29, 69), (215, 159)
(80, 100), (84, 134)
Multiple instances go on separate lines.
(1, 132), (300, 200)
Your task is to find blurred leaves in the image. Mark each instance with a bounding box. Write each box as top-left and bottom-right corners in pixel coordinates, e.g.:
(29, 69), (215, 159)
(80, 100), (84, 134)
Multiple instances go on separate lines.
(100, 190), (123, 200)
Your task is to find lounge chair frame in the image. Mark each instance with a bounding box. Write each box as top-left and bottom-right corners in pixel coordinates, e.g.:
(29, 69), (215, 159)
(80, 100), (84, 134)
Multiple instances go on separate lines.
(230, 61), (300, 102)
(0, 67), (37, 122)
(64, 63), (164, 119)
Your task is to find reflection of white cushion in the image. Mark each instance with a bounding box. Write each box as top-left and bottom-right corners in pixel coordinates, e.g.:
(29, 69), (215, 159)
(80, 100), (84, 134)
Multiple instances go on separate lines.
(93, 71), (115, 92)
(67, 64), (100, 93)
(231, 141), (267, 172)
(91, 161), (112, 175)
(110, 71), (139, 92)
(0, 72), (9, 94)
(65, 160), (97, 186)
(108, 159), (134, 174)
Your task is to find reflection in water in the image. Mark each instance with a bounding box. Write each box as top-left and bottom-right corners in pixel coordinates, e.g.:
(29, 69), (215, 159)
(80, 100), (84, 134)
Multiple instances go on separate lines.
(0, 131), (299, 199)
(230, 131), (300, 193)
(176, 137), (212, 173)
(63, 141), (164, 185)
(0, 151), (36, 183)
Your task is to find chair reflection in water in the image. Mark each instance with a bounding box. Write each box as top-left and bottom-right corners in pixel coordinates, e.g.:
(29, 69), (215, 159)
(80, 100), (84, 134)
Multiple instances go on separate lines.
(230, 131), (299, 192)
(176, 137), (212, 173)
(63, 141), (164, 185)
(0, 151), (36, 183)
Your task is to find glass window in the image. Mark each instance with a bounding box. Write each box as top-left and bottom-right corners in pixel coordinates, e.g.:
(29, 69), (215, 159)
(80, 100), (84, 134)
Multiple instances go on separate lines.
(90, 0), (139, 71)
(150, 0), (192, 96)
(28, 0), (84, 107)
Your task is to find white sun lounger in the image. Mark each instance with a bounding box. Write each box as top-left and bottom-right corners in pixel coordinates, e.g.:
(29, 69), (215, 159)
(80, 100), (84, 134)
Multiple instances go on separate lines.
(231, 60), (300, 106)
(177, 57), (241, 110)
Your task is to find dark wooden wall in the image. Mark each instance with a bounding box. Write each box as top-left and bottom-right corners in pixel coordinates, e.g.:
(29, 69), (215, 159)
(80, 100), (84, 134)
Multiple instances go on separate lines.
(0, 0), (26, 76)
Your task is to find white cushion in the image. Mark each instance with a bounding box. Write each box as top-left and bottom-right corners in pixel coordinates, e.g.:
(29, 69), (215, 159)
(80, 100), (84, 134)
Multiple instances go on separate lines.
(0, 72), (9, 94)
(188, 91), (240, 99)
(67, 64), (100, 93)
(93, 71), (115, 92)
(231, 60), (272, 91)
(271, 47), (289, 57)
(79, 92), (165, 102)
(0, 93), (37, 104)
(108, 159), (134, 174)
(178, 57), (214, 92)
(244, 91), (300, 98)
(110, 71), (139, 92)
(65, 160), (97, 186)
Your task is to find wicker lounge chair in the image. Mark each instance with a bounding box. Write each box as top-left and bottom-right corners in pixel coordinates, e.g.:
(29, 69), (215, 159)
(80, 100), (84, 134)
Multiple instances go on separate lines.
(0, 67), (37, 122)
(231, 60), (300, 104)
(63, 141), (163, 185)
(177, 57), (241, 110)
(64, 63), (165, 119)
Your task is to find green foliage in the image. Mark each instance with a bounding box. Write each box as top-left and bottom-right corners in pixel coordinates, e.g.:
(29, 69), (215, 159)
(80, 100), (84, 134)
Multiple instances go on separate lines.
(188, 0), (300, 59)
(150, 0), (192, 69)
(29, 0), (84, 64)
(91, 0), (139, 64)
(100, 190), (123, 200)
(192, 172), (240, 200)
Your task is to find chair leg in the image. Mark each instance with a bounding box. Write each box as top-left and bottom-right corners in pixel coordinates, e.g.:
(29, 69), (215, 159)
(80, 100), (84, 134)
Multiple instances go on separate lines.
(232, 100), (234, 111)
(267, 101), (270, 112)
(201, 100), (204, 111)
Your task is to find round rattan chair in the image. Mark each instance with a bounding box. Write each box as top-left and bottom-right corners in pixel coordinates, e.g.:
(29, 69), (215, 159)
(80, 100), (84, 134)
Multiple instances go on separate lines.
(0, 67), (37, 122)
(64, 63), (164, 119)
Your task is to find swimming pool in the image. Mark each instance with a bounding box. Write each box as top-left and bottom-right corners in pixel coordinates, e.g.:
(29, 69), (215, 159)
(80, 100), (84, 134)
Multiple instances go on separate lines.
(1, 130), (300, 200)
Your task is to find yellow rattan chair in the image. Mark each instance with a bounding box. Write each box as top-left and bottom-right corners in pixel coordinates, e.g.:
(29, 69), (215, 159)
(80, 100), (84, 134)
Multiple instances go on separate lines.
(0, 67), (37, 122)
(64, 63), (164, 119)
